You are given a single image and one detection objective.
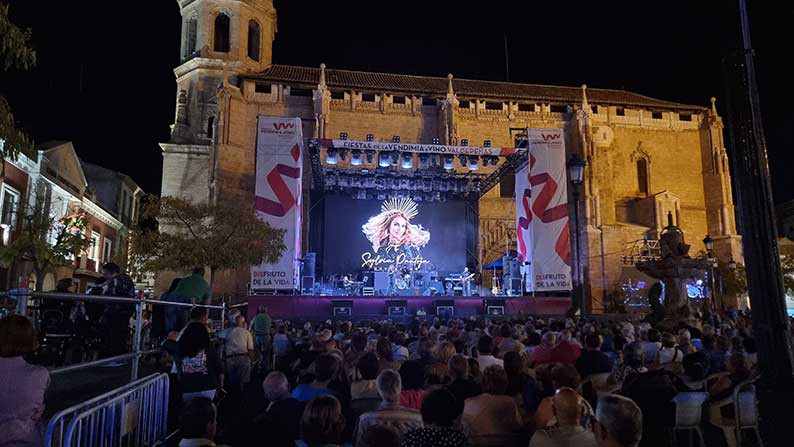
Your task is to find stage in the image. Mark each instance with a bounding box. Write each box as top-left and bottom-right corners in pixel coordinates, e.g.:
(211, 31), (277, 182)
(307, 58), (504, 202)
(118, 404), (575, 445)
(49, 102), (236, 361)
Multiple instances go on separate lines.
(246, 295), (571, 321)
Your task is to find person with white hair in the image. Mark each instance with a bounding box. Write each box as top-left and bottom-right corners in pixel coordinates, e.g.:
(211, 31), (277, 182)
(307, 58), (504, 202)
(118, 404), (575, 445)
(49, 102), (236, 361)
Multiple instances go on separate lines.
(251, 372), (305, 446)
(354, 369), (423, 447)
(592, 394), (643, 447)
(224, 314), (254, 392)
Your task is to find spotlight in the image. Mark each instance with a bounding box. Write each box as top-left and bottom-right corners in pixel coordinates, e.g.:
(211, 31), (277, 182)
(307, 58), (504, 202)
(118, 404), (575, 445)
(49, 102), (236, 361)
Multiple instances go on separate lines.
(432, 137), (440, 144)
(340, 132), (349, 140)
(401, 153), (413, 169)
(443, 155), (454, 170)
(483, 139), (491, 147)
(378, 152), (392, 167)
(469, 156), (479, 170)
(461, 139), (469, 146)
(365, 150), (375, 164)
(326, 148), (338, 165)
(366, 134), (374, 142)
(350, 149), (362, 166)
(392, 135), (401, 143)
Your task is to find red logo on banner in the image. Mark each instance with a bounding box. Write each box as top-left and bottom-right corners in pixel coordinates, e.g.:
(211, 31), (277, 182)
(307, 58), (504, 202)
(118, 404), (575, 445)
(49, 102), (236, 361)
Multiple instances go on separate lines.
(541, 133), (561, 141)
(273, 122), (295, 130)
(255, 144), (301, 217)
(526, 154), (571, 266)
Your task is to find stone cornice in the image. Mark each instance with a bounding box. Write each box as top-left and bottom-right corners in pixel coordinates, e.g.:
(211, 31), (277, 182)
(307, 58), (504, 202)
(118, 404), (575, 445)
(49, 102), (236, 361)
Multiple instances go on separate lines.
(160, 143), (211, 156)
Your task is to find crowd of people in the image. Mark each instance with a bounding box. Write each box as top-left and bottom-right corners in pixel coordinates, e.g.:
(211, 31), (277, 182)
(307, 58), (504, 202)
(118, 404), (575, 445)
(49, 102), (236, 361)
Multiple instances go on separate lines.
(164, 305), (762, 447)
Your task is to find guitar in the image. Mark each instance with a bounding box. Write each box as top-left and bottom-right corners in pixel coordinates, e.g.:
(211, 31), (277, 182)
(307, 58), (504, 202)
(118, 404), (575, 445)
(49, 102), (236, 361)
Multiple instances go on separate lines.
(491, 275), (500, 295)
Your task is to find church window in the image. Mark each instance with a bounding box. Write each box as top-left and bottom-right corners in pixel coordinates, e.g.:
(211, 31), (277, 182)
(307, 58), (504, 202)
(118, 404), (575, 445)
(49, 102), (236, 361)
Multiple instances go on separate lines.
(637, 158), (649, 195)
(248, 20), (261, 61)
(652, 111), (663, 119)
(422, 98), (437, 106)
(207, 116), (215, 139)
(550, 104), (568, 113)
(459, 100), (471, 108)
(289, 88), (312, 97)
(392, 95), (406, 104)
(680, 113), (692, 121)
(500, 174), (516, 198)
(592, 105), (599, 114)
(616, 107), (625, 116)
(255, 83), (271, 93)
(184, 17), (198, 60)
(214, 13), (231, 52)
(518, 103), (534, 112)
(485, 101), (503, 110)
(330, 91), (345, 100)
(361, 93), (376, 102)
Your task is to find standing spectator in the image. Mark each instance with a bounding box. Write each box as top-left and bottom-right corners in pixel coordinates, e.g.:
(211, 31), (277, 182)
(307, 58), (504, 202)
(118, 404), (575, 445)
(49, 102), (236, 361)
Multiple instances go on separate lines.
(402, 388), (468, 447)
(476, 335), (503, 371)
(178, 397), (228, 446)
(292, 353), (340, 401)
(461, 365), (521, 437)
(355, 369), (423, 447)
(224, 314), (254, 392)
(167, 267), (211, 334)
(176, 322), (225, 402)
(100, 262), (137, 357)
(300, 395), (347, 447)
(530, 388), (595, 447)
(252, 372), (305, 447)
(576, 334), (614, 379)
(445, 354), (482, 417)
(0, 315), (50, 446)
(592, 394), (643, 447)
(250, 305), (273, 371)
(399, 360), (428, 410)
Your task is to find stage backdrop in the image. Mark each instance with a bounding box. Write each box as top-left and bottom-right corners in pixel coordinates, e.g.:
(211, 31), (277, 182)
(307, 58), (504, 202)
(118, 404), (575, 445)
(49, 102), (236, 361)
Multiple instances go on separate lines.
(318, 195), (469, 276)
(251, 116), (303, 291)
(516, 128), (573, 292)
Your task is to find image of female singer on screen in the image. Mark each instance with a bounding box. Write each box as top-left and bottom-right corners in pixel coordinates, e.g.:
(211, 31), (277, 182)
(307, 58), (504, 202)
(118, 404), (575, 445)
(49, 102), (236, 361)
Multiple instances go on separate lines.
(361, 198), (430, 270)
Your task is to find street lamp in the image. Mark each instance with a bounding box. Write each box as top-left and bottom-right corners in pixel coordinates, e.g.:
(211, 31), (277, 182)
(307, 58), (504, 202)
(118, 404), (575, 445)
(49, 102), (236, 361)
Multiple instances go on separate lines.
(567, 153), (586, 315)
(703, 234), (714, 255)
(702, 234), (717, 311)
(728, 258), (737, 272)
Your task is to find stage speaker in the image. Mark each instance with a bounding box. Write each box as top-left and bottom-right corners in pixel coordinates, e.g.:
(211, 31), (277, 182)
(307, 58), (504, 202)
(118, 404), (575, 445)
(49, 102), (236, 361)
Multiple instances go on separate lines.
(301, 276), (315, 294)
(303, 253), (316, 277)
(332, 300), (353, 317)
(386, 299), (407, 316)
(484, 299), (506, 316)
(510, 278), (523, 295)
(374, 271), (390, 293)
(433, 299), (454, 318)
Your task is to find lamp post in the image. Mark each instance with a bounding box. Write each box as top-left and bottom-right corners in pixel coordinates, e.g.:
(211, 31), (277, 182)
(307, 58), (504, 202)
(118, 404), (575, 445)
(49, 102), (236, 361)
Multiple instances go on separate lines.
(703, 234), (716, 311)
(567, 154), (586, 315)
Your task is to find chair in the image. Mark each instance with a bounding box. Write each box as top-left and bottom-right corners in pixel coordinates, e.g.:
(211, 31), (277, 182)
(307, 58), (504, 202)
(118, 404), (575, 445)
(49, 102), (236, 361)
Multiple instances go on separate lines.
(705, 372), (729, 393)
(671, 392), (709, 447)
(708, 380), (763, 447)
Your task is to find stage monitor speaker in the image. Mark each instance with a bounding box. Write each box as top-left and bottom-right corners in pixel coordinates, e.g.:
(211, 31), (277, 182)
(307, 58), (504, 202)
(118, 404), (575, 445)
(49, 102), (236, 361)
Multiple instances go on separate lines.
(374, 272), (390, 293)
(386, 299), (407, 316)
(433, 299), (455, 318)
(303, 253), (316, 278)
(484, 299), (506, 316)
(331, 299), (352, 317)
(301, 276), (315, 294)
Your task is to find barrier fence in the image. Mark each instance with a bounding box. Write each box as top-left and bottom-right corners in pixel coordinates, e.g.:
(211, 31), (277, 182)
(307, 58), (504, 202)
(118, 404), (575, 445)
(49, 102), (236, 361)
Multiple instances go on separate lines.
(45, 373), (170, 447)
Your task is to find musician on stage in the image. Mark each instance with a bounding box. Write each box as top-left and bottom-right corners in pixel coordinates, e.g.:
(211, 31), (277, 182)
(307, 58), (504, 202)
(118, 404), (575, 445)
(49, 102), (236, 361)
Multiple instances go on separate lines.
(362, 198), (430, 271)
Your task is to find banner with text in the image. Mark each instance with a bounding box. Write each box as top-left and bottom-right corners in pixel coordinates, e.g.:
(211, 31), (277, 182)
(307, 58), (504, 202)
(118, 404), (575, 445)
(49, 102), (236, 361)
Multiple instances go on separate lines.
(525, 128), (572, 292)
(318, 139), (516, 157)
(515, 164), (533, 290)
(251, 116), (303, 290)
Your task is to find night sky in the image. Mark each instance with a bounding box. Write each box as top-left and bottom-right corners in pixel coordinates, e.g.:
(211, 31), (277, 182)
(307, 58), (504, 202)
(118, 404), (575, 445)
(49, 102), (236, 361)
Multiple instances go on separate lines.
(2, 1), (792, 202)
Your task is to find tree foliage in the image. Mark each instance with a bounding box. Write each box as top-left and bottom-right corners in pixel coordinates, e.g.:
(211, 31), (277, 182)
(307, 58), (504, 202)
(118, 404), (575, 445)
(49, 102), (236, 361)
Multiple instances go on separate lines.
(0, 3), (36, 162)
(129, 196), (286, 285)
(0, 208), (92, 291)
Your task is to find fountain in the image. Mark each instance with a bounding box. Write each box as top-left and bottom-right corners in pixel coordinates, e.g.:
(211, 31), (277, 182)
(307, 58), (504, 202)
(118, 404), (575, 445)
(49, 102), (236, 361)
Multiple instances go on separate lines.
(636, 212), (710, 327)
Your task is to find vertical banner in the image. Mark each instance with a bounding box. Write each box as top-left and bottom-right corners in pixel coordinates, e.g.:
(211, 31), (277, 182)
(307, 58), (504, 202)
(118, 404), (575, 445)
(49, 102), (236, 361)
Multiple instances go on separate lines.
(526, 128), (572, 291)
(251, 116), (303, 291)
(515, 164), (533, 291)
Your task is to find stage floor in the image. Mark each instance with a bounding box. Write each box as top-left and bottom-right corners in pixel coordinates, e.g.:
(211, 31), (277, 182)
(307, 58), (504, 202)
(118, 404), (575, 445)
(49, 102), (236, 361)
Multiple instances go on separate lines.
(246, 295), (571, 320)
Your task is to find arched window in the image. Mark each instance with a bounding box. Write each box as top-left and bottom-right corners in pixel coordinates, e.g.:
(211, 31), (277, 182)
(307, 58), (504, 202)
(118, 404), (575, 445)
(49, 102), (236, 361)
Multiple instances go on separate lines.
(207, 116), (215, 139)
(247, 20), (261, 61)
(637, 158), (649, 195)
(214, 13), (230, 52)
(184, 17), (198, 59)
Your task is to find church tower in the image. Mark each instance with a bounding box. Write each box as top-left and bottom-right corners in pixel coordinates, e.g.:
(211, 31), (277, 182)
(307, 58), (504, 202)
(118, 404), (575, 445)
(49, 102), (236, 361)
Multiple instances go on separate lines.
(160, 0), (276, 202)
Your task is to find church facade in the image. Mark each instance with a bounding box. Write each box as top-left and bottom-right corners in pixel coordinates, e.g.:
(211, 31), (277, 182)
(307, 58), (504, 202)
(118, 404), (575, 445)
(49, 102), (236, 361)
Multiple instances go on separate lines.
(162, 0), (742, 311)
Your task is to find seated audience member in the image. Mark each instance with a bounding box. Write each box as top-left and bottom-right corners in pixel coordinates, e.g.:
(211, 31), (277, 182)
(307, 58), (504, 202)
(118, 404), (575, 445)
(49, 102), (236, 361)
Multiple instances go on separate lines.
(402, 388), (468, 447)
(551, 330), (582, 364)
(608, 342), (647, 388)
(361, 425), (401, 447)
(654, 333), (683, 366)
(708, 352), (752, 403)
(0, 315), (50, 447)
(355, 369), (423, 447)
(576, 334), (614, 379)
(300, 395), (347, 447)
(680, 351), (709, 390)
(535, 364), (592, 429)
(476, 335), (503, 371)
(676, 329), (697, 355)
(178, 397), (227, 447)
(530, 332), (558, 366)
(592, 394), (643, 447)
(345, 333), (369, 377)
(504, 351), (541, 414)
(351, 352), (381, 400)
(706, 336), (731, 374)
(530, 388), (596, 447)
(445, 354), (482, 417)
(639, 329), (661, 366)
(461, 365), (521, 437)
(292, 353), (340, 401)
(253, 372), (305, 447)
(742, 337), (758, 370)
(426, 341), (455, 385)
(377, 338), (400, 372)
(399, 360), (429, 410)
(391, 332), (410, 362)
(176, 322), (224, 402)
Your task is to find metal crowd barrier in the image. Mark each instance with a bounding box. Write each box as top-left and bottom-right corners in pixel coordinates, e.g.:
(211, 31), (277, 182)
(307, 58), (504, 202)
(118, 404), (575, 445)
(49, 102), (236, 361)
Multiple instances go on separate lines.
(8, 290), (226, 380)
(45, 373), (170, 447)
